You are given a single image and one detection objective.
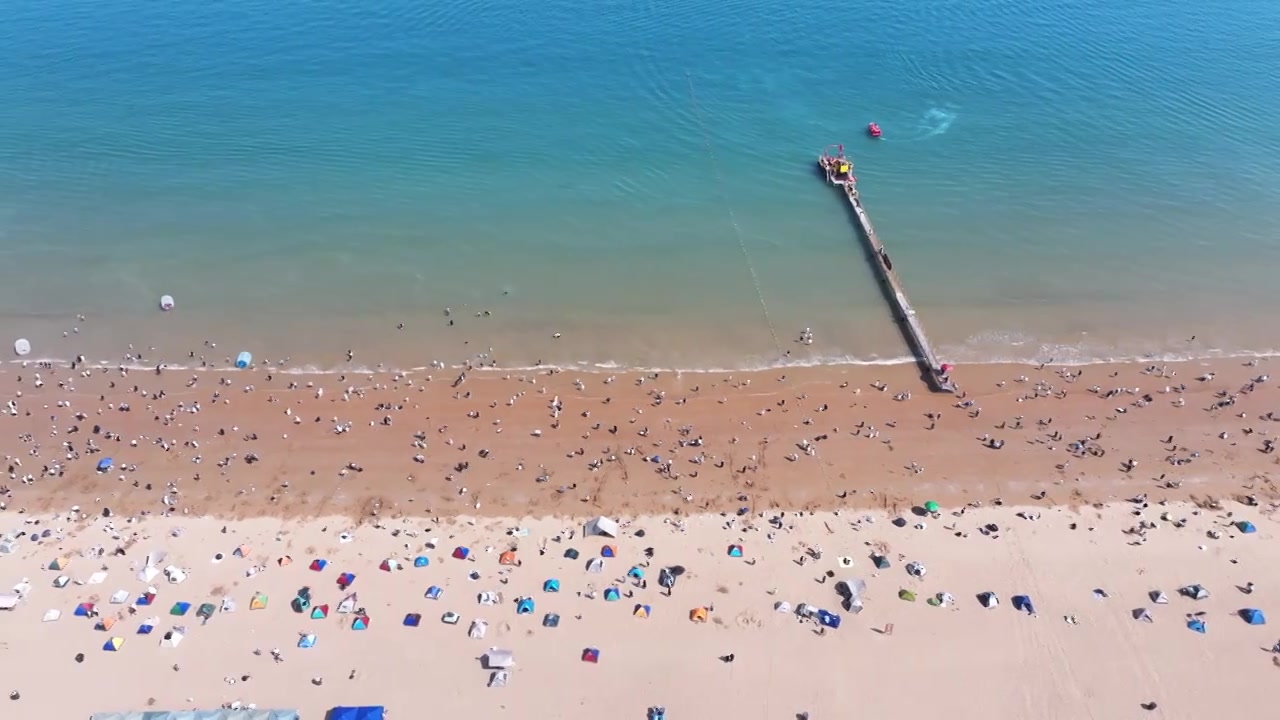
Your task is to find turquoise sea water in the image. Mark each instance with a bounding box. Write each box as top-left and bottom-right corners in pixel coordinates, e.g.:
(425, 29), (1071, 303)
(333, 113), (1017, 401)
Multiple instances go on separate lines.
(3, 0), (1279, 370)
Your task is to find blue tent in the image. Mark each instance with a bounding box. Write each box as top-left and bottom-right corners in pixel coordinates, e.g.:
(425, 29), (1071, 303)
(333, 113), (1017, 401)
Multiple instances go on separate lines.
(137, 622), (154, 635)
(1012, 595), (1036, 614)
(1236, 521), (1257, 534)
(298, 634), (317, 648)
(817, 609), (841, 629)
(96, 458), (113, 473)
(727, 544), (743, 558)
(603, 587), (621, 601)
(516, 598), (535, 615)
(1240, 608), (1266, 625)
(543, 579), (560, 593)
(1187, 618), (1207, 634)
(413, 555), (430, 567)
(329, 706), (386, 720)
(627, 566), (644, 579)
(543, 613), (560, 628)
(425, 585), (443, 600)
(403, 613), (422, 627)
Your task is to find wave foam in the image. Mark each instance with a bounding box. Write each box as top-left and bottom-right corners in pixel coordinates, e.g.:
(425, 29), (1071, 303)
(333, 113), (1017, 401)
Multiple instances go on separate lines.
(8, 347), (1279, 378)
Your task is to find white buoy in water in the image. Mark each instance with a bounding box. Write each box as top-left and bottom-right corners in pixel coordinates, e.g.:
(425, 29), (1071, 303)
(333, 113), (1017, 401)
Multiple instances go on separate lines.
(160, 295), (175, 311)
(14, 338), (31, 356)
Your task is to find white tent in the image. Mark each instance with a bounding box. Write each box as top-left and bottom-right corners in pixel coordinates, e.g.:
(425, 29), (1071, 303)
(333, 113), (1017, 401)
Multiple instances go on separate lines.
(1149, 590), (1169, 604)
(488, 670), (509, 688)
(773, 601), (792, 613)
(483, 648), (514, 669)
(978, 591), (999, 608)
(337, 593), (357, 614)
(137, 566), (160, 583)
(586, 558), (604, 574)
(90, 711), (298, 720)
(478, 591), (499, 606)
(0, 538), (18, 556)
(42, 609), (61, 622)
(161, 628), (185, 648)
(1132, 608), (1153, 623)
(110, 590), (130, 604)
(87, 570), (108, 585)
(583, 516), (619, 538)
(220, 597), (237, 613)
(53, 575), (70, 588)
(1180, 584), (1209, 601)
(0, 593), (19, 610)
(441, 612), (460, 625)
(163, 566), (187, 584)
(469, 619), (488, 639)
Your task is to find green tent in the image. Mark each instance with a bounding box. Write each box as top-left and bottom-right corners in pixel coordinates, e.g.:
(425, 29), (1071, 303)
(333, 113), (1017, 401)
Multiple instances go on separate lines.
(898, 589), (917, 602)
(923, 500), (940, 513)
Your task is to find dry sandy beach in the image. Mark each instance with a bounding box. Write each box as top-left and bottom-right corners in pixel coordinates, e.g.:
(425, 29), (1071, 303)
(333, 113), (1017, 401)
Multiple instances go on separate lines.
(2, 504), (1277, 719)
(3, 355), (1280, 718)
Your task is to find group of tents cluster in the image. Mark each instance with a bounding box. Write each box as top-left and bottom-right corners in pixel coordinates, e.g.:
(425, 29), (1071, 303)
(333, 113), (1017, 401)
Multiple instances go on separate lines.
(43, 515), (706, 665)
(1133, 585), (1268, 632)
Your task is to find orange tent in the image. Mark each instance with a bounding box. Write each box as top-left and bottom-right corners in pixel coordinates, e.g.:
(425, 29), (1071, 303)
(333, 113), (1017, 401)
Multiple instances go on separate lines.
(498, 551), (519, 566)
(689, 607), (708, 623)
(233, 545), (253, 558)
(95, 616), (117, 631)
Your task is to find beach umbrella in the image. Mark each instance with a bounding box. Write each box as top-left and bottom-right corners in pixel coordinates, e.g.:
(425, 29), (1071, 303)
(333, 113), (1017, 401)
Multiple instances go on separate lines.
(923, 501), (940, 513)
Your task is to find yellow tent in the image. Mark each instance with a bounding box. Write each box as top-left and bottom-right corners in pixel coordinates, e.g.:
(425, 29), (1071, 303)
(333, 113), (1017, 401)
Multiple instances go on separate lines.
(689, 607), (708, 623)
(49, 557), (70, 571)
(250, 593), (268, 610)
(633, 604), (650, 619)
